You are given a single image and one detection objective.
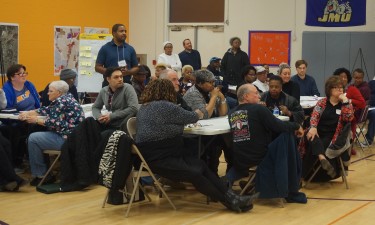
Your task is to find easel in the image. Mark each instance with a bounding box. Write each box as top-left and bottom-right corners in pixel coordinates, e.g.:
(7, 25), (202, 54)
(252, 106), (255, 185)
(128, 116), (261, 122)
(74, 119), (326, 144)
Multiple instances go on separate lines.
(352, 48), (370, 81)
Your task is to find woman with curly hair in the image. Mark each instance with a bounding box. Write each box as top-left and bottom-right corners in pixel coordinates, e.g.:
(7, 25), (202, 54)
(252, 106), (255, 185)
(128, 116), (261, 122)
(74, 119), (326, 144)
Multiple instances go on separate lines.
(135, 79), (257, 212)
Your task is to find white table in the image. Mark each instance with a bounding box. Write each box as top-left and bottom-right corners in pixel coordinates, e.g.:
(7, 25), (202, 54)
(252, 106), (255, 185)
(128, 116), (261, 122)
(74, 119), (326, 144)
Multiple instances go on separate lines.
(0, 113), (47, 120)
(300, 96), (324, 109)
(184, 115), (289, 157)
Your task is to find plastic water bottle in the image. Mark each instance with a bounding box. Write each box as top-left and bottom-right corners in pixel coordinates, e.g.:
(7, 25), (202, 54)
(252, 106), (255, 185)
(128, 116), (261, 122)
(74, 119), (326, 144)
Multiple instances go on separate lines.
(273, 106), (280, 116)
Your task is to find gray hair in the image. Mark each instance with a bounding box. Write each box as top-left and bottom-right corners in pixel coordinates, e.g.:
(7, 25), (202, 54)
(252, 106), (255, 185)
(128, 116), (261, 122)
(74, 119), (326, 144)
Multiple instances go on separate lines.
(159, 68), (176, 80)
(237, 84), (252, 102)
(49, 80), (69, 94)
(277, 62), (291, 75)
(195, 69), (215, 84)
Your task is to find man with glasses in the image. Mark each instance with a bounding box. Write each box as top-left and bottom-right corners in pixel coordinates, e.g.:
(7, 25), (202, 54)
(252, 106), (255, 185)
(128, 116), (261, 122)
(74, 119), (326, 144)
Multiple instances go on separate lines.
(183, 70), (230, 175)
(291, 59), (320, 96)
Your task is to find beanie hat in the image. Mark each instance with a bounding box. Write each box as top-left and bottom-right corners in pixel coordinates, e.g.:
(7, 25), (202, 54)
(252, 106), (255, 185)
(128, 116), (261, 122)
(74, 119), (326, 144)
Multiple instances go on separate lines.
(60, 69), (77, 80)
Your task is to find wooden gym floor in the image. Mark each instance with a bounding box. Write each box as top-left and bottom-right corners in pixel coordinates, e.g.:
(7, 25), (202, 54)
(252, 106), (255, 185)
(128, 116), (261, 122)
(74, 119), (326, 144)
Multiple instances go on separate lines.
(1, 145), (375, 225)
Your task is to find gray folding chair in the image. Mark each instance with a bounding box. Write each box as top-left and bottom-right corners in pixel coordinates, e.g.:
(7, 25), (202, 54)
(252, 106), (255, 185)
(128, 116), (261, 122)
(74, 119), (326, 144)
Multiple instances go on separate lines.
(353, 105), (370, 153)
(102, 117), (176, 217)
(38, 150), (61, 186)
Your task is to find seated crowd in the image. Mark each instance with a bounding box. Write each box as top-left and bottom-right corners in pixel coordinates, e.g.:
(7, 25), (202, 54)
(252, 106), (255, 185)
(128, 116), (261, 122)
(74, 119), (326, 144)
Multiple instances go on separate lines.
(1, 35), (373, 214)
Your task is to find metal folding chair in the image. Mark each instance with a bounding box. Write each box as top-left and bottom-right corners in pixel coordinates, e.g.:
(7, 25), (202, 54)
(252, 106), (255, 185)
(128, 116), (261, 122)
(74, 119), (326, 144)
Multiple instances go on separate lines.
(304, 157), (349, 189)
(38, 150), (61, 186)
(353, 105), (370, 153)
(102, 117), (176, 217)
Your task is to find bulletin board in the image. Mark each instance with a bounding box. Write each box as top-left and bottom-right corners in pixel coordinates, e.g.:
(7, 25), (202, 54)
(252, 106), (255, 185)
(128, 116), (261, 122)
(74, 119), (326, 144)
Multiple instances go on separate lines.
(248, 31), (291, 66)
(77, 33), (112, 92)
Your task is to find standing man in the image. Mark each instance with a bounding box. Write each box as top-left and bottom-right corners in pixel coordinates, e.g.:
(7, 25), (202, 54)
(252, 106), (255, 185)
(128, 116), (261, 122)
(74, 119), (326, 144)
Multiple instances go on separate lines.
(92, 67), (138, 130)
(95, 24), (139, 87)
(178, 39), (202, 70)
(290, 60), (320, 96)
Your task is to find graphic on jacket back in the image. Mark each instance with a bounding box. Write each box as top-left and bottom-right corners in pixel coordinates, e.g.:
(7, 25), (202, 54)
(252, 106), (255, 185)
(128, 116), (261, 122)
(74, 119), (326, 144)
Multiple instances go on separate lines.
(229, 110), (250, 142)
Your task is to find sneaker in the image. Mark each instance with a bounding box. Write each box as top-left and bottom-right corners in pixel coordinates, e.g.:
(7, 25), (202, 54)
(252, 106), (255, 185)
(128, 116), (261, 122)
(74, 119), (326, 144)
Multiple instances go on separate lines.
(359, 141), (370, 148)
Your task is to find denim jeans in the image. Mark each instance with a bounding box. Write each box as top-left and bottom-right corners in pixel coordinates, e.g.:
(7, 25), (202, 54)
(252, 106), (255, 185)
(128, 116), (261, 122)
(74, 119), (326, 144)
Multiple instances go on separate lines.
(225, 167), (246, 184)
(365, 110), (375, 145)
(28, 131), (65, 177)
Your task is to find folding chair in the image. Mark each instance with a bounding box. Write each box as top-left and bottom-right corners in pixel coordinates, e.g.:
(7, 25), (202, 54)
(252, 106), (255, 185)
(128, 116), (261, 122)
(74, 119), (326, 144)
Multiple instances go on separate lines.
(38, 150), (61, 186)
(240, 166), (257, 196)
(239, 166), (284, 207)
(353, 105), (370, 153)
(304, 157), (349, 189)
(102, 117), (176, 217)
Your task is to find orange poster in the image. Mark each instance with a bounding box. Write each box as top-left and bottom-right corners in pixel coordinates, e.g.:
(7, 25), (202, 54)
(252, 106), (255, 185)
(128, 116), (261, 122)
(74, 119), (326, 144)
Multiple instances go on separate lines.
(248, 31), (291, 66)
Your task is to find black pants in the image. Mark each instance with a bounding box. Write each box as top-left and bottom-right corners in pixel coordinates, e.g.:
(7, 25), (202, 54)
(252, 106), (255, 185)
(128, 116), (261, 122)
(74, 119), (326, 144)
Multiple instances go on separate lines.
(148, 156), (227, 202)
(0, 133), (23, 185)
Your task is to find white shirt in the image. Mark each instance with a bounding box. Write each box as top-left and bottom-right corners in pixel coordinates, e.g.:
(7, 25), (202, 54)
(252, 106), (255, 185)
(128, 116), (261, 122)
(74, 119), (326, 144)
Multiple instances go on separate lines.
(253, 79), (269, 92)
(157, 53), (182, 72)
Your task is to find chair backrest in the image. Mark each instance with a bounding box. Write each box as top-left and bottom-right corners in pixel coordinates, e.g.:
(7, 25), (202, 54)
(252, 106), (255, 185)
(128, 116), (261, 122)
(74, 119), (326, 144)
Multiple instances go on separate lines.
(126, 117), (137, 140)
(358, 105), (370, 123)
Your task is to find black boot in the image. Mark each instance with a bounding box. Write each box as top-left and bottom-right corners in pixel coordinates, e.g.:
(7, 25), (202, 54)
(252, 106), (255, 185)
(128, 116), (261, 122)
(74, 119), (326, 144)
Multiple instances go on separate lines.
(223, 189), (259, 212)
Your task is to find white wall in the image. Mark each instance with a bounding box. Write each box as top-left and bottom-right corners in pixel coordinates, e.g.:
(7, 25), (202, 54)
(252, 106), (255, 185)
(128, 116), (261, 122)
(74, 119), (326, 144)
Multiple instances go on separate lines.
(130, 0), (375, 75)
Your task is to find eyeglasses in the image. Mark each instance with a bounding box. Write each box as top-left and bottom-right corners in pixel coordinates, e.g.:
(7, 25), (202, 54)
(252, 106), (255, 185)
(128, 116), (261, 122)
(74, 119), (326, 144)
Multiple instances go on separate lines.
(14, 72), (28, 76)
(247, 73), (256, 76)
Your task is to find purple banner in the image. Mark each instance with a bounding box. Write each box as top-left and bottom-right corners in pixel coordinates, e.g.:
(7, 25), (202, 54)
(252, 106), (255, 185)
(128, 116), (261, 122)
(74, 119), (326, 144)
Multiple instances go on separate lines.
(306, 0), (366, 27)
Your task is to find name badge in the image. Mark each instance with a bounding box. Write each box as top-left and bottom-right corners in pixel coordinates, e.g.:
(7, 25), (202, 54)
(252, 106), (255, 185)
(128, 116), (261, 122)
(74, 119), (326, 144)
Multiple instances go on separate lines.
(336, 109), (341, 115)
(118, 60), (127, 67)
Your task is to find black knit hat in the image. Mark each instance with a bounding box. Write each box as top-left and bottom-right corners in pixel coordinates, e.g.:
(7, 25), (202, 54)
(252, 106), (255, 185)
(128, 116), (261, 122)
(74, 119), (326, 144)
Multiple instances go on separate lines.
(60, 69), (77, 80)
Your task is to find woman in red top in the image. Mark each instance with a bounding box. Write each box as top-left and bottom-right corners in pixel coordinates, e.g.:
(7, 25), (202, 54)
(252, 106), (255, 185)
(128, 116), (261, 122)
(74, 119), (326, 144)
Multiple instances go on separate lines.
(333, 67), (366, 155)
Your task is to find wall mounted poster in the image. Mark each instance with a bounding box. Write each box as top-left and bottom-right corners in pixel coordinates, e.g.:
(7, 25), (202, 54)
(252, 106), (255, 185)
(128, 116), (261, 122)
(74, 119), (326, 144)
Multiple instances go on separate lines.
(54, 26), (80, 75)
(0, 23), (19, 75)
(248, 31), (291, 66)
(84, 27), (109, 34)
(77, 33), (112, 92)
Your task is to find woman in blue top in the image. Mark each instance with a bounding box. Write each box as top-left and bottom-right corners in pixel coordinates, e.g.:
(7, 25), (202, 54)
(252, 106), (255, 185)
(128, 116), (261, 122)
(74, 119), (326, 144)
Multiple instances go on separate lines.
(2, 64), (40, 110)
(20, 80), (85, 186)
(0, 64), (40, 170)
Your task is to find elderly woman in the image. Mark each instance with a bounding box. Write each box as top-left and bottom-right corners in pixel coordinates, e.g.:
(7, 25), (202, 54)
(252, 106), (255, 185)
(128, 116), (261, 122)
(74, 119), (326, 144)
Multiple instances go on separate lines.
(135, 79), (256, 212)
(302, 76), (354, 181)
(157, 41), (182, 72)
(260, 76), (304, 124)
(20, 80), (85, 186)
(278, 63), (300, 102)
(179, 65), (195, 94)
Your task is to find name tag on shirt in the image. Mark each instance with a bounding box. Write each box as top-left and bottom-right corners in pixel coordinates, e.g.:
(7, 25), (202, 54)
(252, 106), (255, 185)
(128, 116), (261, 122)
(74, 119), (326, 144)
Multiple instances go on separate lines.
(118, 60), (127, 67)
(336, 109), (341, 115)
